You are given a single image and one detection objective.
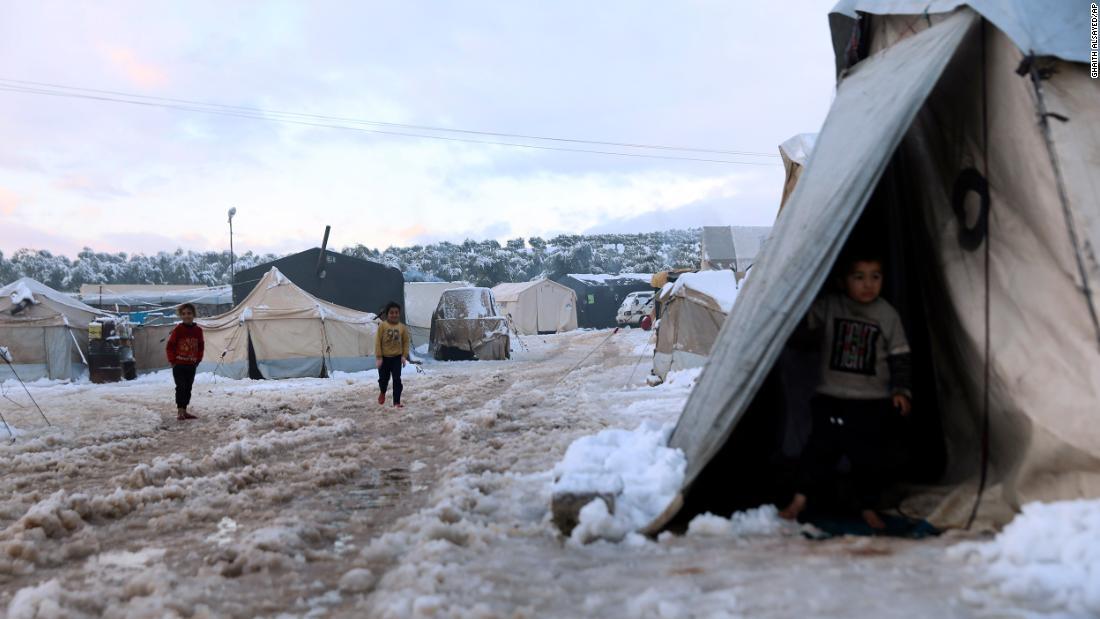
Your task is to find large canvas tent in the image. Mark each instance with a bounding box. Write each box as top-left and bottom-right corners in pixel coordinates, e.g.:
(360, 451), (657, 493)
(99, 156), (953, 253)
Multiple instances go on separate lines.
(0, 278), (108, 381)
(652, 271), (740, 381)
(200, 267), (378, 379)
(404, 282), (465, 348)
(492, 278), (578, 335)
(233, 248), (404, 317)
(556, 274), (653, 329)
(651, 4), (1100, 532)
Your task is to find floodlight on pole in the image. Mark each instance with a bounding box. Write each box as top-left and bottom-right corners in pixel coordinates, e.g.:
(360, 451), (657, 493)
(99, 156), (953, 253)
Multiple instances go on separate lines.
(228, 207), (237, 278)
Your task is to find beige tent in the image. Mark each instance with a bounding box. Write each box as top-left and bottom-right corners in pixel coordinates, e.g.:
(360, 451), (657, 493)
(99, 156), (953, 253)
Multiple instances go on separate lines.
(197, 267), (378, 379)
(778, 133), (816, 212)
(404, 282), (465, 349)
(131, 322), (176, 374)
(492, 279), (578, 335)
(650, 4), (1100, 532)
(652, 271), (740, 381)
(429, 287), (510, 361)
(0, 278), (107, 381)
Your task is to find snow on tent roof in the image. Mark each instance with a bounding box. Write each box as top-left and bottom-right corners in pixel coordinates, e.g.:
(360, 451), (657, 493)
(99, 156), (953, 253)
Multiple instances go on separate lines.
(829, 0), (1092, 72)
(665, 270), (741, 313)
(77, 284), (233, 307)
(566, 273), (652, 286)
(0, 277), (106, 316)
(779, 133), (816, 167)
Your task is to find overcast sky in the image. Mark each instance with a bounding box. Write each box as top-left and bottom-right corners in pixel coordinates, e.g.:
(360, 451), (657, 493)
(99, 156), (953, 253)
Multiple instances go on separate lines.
(0, 1), (837, 258)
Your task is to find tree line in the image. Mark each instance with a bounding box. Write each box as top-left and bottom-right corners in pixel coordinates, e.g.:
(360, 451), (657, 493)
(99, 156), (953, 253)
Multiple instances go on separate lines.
(0, 229), (707, 291)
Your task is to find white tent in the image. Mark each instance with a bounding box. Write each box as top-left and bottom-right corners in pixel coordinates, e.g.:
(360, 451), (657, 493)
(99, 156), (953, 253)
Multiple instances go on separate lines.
(197, 268), (379, 379)
(404, 282), (466, 348)
(652, 271), (740, 381)
(651, 4), (1100, 532)
(492, 278), (578, 335)
(0, 278), (108, 381)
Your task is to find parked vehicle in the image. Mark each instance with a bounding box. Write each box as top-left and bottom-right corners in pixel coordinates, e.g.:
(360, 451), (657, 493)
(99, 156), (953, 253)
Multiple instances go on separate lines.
(615, 291), (655, 327)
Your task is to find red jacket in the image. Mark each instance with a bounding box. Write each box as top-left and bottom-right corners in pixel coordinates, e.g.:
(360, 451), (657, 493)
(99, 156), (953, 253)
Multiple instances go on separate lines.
(166, 323), (205, 366)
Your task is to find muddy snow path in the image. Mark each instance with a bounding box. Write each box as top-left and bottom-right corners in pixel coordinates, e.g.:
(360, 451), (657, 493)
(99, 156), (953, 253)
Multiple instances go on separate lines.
(2, 329), (986, 618)
(0, 338), (556, 618)
(352, 329), (985, 619)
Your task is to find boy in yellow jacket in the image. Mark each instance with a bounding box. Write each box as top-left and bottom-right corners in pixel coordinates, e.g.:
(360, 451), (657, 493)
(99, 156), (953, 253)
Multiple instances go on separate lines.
(375, 301), (410, 408)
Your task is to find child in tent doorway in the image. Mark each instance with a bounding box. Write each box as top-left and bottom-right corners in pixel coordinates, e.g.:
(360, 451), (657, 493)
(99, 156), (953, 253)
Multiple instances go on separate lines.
(780, 253), (912, 530)
(166, 303), (204, 421)
(375, 301), (410, 409)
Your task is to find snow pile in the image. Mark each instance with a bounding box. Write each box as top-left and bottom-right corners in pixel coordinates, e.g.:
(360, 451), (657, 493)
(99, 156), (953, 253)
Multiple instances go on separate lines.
(686, 505), (794, 539)
(567, 273), (652, 285)
(949, 499), (1100, 617)
(8, 281), (35, 306)
(668, 270), (740, 312)
(552, 422), (686, 543)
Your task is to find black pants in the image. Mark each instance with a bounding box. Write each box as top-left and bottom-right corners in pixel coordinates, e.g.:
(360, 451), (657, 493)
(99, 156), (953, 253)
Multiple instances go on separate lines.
(172, 364), (197, 408)
(796, 395), (890, 510)
(378, 356), (403, 404)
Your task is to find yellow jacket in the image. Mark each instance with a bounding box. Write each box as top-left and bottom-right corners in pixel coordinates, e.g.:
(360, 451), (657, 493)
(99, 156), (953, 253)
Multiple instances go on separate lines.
(375, 321), (410, 358)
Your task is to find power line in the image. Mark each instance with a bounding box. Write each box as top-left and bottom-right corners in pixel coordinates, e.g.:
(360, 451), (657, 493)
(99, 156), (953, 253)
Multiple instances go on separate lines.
(0, 77), (781, 158)
(0, 78), (783, 166)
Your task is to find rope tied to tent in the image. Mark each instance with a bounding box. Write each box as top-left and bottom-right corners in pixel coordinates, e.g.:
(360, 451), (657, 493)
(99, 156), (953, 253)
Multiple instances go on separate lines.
(624, 328), (657, 388)
(554, 328), (619, 386)
(966, 20), (993, 530)
(1, 355), (52, 428)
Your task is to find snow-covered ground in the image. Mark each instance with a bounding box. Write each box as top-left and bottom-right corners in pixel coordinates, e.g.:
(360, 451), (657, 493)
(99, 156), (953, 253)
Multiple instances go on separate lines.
(0, 329), (1088, 618)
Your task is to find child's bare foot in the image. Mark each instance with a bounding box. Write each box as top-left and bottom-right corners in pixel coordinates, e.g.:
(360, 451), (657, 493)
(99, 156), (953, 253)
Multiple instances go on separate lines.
(177, 409), (198, 420)
(861, 509), (886, 530)
(779, 493), (807, 520)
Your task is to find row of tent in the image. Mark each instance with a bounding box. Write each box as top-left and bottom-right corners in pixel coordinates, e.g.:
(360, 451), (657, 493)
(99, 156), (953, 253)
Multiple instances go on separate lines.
(2, 268), (614, 382)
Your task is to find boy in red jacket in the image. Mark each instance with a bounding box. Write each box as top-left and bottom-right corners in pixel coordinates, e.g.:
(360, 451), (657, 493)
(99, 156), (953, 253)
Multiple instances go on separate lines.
(166, 303), (204, 420)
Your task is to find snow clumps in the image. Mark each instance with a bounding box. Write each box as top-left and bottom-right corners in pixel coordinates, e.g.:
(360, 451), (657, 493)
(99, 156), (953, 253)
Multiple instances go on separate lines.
(949, 498), (1100, 617)
(551, 422), (686, 543)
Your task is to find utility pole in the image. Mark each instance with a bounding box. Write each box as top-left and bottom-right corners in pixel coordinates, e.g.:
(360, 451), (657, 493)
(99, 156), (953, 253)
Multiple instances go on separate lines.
(228, 207), (237, 279)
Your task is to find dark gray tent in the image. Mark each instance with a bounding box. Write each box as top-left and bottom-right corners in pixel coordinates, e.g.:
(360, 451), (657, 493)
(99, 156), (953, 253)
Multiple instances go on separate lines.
(556, 274), (653, 329)
(233, 248), (404, 317)
(649, 3), (1100, 533)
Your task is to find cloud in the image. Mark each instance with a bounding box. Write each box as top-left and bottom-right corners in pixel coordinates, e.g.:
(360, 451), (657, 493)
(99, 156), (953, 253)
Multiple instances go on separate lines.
(53, 174), (131, 199)
(103, 46), (168, 88)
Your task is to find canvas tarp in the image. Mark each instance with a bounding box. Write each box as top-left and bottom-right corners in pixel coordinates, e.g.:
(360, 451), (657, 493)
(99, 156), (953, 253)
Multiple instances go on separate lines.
(652, 271), (740, 380)
(405, 282), (465, 348)
(779, 133), (816, 211)
(197, 267), (378, 379)
(131, 323), (176, 374)
(652, 7), (1100, 533)
(654, 10), (974, 530)
(429, 288), (510, 361)
(0, 278), (105, 381)
(492, 279), (578, 335)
